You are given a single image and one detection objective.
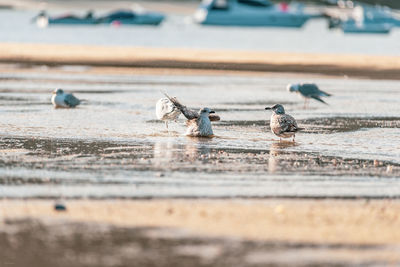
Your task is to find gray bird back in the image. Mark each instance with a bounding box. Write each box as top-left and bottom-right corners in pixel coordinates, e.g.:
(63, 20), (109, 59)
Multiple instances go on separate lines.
(300, 83), (331, 97)
(64, 94), (80, 107)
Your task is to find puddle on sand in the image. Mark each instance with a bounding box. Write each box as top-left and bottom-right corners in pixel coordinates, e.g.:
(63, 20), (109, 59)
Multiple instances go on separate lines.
(0, 65), (399, 198)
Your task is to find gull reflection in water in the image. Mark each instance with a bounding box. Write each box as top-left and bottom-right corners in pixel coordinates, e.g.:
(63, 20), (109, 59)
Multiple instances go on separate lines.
(153, 138), (213, 167)
(268, 141), (298, 173)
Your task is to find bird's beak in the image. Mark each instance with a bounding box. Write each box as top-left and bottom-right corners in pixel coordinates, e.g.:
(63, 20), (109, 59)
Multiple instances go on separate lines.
(52, 92), (56, 95)
(265, 107), (271, 110)
(209, 110), (215, 114)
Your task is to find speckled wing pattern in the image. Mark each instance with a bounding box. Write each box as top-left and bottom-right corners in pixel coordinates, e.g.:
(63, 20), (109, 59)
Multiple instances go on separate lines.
(163, 92), (199, 120)
(277, 114), (301, 134)
(64, 94), (81, 107)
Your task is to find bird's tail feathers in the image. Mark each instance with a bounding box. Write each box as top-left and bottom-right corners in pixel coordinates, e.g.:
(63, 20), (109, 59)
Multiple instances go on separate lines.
(311, 96), (328, 105)
(321, 91), (332, 97)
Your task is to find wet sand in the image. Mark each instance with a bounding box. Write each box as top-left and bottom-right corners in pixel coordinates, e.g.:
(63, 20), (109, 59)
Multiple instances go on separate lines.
(1, 199), (400, 266)
(1, 50), (400, 265)
(1, 43), (400, 80)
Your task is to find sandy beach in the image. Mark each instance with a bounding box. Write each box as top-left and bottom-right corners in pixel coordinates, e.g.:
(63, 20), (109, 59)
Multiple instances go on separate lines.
(1, 199), (400, 266)
(1, 43), (400, 79)
(3, 199), (400, 245)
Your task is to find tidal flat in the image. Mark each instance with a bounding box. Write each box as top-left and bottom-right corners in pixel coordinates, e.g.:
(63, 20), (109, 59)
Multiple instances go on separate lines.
(0, 62), (399, 266)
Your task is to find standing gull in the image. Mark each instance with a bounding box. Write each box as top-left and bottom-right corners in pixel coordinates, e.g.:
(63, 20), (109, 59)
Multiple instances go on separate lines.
(265, 104), (302, 142)
(163, 93), (219, 137)
(51, 88), (82, 108)
(287, 83), (331, 108)
(156, 97), (181, 130)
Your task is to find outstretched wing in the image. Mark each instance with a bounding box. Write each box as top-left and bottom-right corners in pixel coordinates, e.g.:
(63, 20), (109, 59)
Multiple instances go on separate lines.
(156, 98), (180, 120)
(298, 83), (320, 96)
(64, 94), (81, 107)
(278, 114), (302, 134)
(163, 92), (199, 120)
(208, 114), (220, 122)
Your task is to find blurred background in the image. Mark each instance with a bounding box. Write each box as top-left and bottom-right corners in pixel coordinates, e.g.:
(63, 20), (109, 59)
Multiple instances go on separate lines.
(0, 0), (399, 55)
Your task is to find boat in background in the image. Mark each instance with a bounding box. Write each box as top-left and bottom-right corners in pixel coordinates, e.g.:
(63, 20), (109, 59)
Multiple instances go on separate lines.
(340, 19), (392, 33)
(33, 8), (165, 27)
(35, 10), (96, 27)
(193, 0), (313, 28)
(325, 1), (398, 34)
(96, 9), (165, 26)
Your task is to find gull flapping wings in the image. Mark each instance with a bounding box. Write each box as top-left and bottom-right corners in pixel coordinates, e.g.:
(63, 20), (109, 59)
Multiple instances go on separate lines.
(163, 92), (199, 120)
(156, 98), (180, 121)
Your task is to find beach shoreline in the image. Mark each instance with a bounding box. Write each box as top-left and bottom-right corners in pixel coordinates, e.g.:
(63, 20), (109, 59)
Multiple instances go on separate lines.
(1, 42), (400, 80)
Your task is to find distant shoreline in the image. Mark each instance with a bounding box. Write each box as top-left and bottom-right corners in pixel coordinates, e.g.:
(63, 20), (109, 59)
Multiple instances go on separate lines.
(1, 43), (399, 80)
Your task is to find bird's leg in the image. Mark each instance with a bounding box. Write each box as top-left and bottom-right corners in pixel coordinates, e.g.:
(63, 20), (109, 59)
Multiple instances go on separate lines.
(165, 121), (169, 131)
(292, 135), (295, 142)
(279, 138), (282, 142)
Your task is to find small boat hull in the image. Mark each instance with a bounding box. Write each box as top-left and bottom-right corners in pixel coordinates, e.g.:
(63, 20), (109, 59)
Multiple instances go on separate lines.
(34, 10), (165, 27)
(194, 0), (311, 28)
(342, 21), (392, 34)
(97, 11), (165, 26)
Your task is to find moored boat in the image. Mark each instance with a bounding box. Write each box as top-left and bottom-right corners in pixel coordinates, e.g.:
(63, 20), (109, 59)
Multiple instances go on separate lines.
(193, 0), (312, 28)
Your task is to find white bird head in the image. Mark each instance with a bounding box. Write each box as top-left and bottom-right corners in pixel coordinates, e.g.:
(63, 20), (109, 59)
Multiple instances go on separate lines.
(53, 88), (64, 95)
(287, 83), (299, 92)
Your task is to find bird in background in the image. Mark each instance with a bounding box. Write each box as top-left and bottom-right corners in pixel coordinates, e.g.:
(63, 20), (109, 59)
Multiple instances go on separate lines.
(265, 104), (303, 142)
(51, 88), (82, 108)
(287, 83), (331, 109)
(156, 97), (181, 130)
(163, 92), (220, 137)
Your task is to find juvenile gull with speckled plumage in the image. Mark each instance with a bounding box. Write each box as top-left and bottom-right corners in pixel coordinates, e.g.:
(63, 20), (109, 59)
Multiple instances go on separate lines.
(51, 88), (81, 108)
(163, 92), (220, 137)
(287, 83), (331, 108)
(265, 104), (303, 142)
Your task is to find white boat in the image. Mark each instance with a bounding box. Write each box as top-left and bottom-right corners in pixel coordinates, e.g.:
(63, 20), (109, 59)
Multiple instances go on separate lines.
(194, 0), (312, 28)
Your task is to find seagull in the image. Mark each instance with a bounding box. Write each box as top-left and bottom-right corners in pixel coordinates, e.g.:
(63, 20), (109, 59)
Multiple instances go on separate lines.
(163, 92), (219, 137)
(287, 83), (331, 109)
(265, 104), (302, 142)
(51, 88), (81, 108)
(156, 97), (181, 130)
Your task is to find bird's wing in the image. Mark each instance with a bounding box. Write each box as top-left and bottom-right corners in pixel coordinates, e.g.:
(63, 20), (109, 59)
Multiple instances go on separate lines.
(278, 114), (300, 133)
(299, 83), (320, 96)
(300, 83), (332, 97)
(64, 94), (80, 107)
(163, 92), (199, 120)
(310, 95), (328, 105)
(319, 89), (332, 97)
(156, 98), (180, 120)
(208, 114), (220, 122)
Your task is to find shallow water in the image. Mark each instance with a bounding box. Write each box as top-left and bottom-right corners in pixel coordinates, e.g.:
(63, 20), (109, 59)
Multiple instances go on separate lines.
(0, 65), (399, 198)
